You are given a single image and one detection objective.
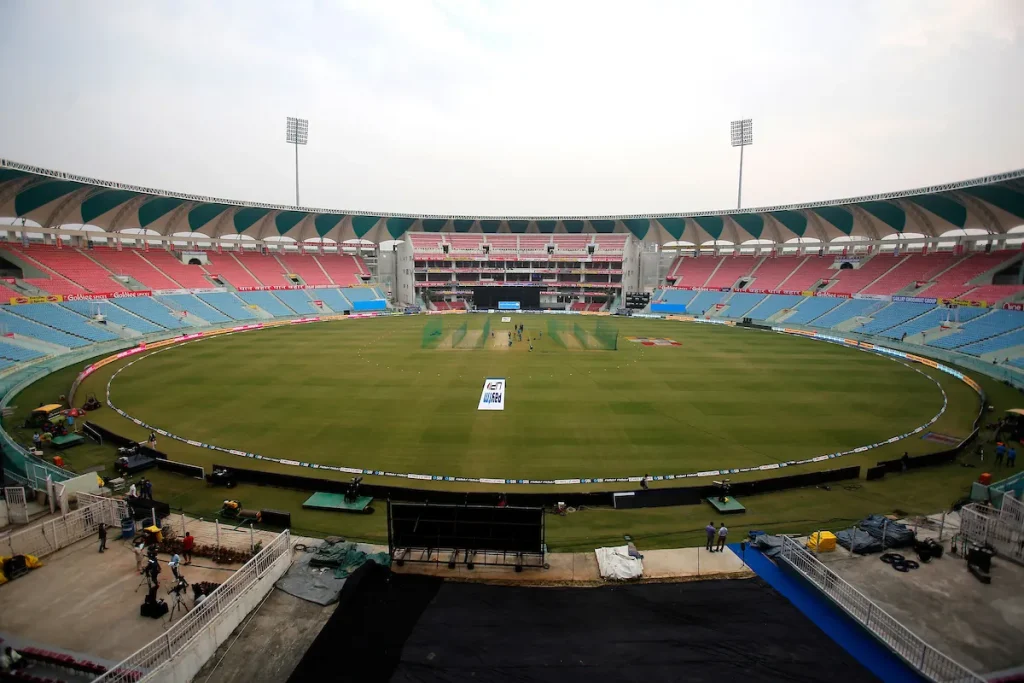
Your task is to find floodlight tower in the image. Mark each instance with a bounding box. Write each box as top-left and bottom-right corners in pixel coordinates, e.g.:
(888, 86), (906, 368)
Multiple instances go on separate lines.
(730, 118), (753, 209)
(286, 117), (309, 207)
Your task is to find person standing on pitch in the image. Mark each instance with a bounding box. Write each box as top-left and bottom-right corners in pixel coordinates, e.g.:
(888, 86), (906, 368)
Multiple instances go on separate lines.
(98, 523), (107, 553)
(182, 532), (194, 565)
(716, 523), (729, 552)
(705, 522), (716, 551)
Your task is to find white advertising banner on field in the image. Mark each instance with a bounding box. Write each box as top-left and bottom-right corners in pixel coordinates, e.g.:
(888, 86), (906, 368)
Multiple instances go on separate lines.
(478, 378), (506, 411)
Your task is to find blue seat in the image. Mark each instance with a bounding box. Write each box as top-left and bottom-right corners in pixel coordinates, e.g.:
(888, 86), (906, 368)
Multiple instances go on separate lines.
(114, 297), (190, 329)
(197, 293), (258, 320)
(929, 311), (1024, 349)
(688, 291), (727, 314)
(341, 287), (380, 302)
(314, 288), (353, 312)
(960, 329), (1024, 357)
(746, 295), (804, 320)
(237, 291), (293, 317)
(157, 295), (231, 324)
(808, 299), (881, 328)
(880, 306), (987, 340)
(722, 293), (765, 318)
(0, 309), (91, 348)
(63, 301), (162, 333)
(854, 303), (936, 335)
(10, 303), (120, 342)
(783, 298), (844, 324)
(657, 290), (696, 306)
(275, 290), (318, 314)
(0, 340), (43, 362)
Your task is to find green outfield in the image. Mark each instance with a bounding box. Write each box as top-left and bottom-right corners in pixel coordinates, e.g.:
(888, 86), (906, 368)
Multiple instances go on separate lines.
(10, 313), (1007, 551)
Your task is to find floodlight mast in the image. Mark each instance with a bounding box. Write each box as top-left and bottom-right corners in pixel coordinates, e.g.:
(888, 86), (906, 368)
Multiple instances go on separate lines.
(286, 117), (309, 207)
(730, 118), (753, 209)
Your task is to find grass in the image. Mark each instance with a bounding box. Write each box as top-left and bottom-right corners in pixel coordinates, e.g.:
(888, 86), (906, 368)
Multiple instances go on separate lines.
(9, 314), (1021, 551)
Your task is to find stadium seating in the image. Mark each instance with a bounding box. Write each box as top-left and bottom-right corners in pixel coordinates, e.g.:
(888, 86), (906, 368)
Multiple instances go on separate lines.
(656, 290), (696, 306)
(928, 311), (1021, 350)
(9, 303), (119, 342)
(313, 288), (352, 312)
(139, 250), (212, 289)
(809, 299), (883, 328)
(780, 257), (837, 291)
(853, 302), (936, 334)
(316, 254), (366, 286)
(1009, 357), (1024, 370)
(748, 257), (802, 291)
(957, 284), (1024, 305)
(4, 245), (121, 292)
(203, 252), (261, 289)
(238, 291), (294, 317)
(923, 253), (1020, 300)
(157, 294), (231, 323)
(553, 235), (591, 253)
(275, 289), (318, 314)
(722, 292), (765, 317)
(745, 294), (804, 320)
(234, 251), (290, 287)
(277, 252), (332, 286)
(20, 277), (86, 295)
(87, 247), (180, 290)
(0, 282), (21, 300)
(341, 287), (381, 302)
(197, 292), (259, 320)
(861, 253), (959, 296)
(0, 340), (44, 362)
(0, 309), (92, 348)
(687, 291), (727, 314)
(705, 257), (759, 289)
(669, 257), (721, 288)
(114, 297), (190, 329)
(881, 306), (987, 340)
(782, 297), (845, 324)
(826, 256), (903, 296)
(958, 329), (1024, 357)
(570, 302), (585, 311)
(63, 300), (163, 333)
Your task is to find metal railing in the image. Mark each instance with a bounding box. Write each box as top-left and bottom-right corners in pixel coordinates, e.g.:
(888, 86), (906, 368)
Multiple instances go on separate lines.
(0, 496), (127, 558)
(94, 529), (291, 683)
(959, 498), (1024, 565)
(778, 535), (983, 683)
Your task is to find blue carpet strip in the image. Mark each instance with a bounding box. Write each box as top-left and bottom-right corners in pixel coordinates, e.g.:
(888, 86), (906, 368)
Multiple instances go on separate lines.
(729, 542), (926, 683)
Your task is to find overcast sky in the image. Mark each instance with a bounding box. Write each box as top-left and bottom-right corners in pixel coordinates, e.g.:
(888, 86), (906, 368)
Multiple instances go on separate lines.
(0, 0), (1022, 217)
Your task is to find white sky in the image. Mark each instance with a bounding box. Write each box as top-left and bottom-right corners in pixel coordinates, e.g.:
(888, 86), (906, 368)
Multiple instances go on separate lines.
(0, 0), (1022, 217)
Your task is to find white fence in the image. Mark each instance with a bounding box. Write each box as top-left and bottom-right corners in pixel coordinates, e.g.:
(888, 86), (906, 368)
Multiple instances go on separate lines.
(94, 529), (292, 683)
(778, 535), (983, 683)
(959, 495), (1024, 565)
(0, 495), (128, 559)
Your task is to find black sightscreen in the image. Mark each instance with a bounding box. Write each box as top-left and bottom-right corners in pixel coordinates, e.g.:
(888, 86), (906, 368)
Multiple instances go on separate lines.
(389, 503), (544, 554)
(472, 286), (541, 310)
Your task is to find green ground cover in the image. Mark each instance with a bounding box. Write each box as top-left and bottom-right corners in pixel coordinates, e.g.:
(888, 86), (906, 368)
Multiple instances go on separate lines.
(9, 314), (1014, 551)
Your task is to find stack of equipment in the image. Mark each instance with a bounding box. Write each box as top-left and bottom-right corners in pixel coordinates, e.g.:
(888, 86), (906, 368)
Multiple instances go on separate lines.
(806, 531), (836, 553)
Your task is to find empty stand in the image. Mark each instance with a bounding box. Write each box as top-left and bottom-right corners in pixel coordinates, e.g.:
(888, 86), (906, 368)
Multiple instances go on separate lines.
(113, 297), (190, 329)
(312, 288), (352, 312)
(5, 245), (120, 292)
(923, 253), (1021, 300)
(882, 306), (987, 340)
(140, 250), (212, 289)
(961, 329), (1024, 357)
(705, 256), (759, 289)
(87, 247), (180, 290)
(958, 284), (1024, 305)
(275, 289), (318, 314)
(237, 291), (293, 317)
(197, 292), (259, 320)
(203, 252), (261, 289)
(861, 253), (959, 296)
(20, 278), (86, 296)
(826, 256), (903, 296)
(0, 308), (92, 348)
(9, 303), (120, 342)
(809, 299), (883, 328)
(316, 255), (365, 286)
(782, 297), (845, 324)
(277, 252), (332, 286)
(688, 291), (727, 314)
(928, 311), (1020, 350)
(341, 287), (381, 302)
(157, 294), (231, 324)
(746, 257), (804, 291)
(853, 302), (936, 335)
(671, 257), (722, 289)
(0, 340), (43, 362)
(234, 251), (290, 287)
(722, 292), (765, 317)
(780, 257), (837, 292)
(63, 300), (162, 333)
(746, 294), (804, 320)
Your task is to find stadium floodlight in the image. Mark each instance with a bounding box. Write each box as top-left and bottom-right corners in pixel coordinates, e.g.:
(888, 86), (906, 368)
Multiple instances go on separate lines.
(730, 118), (753, 209)
(286, 117), (309, 207)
